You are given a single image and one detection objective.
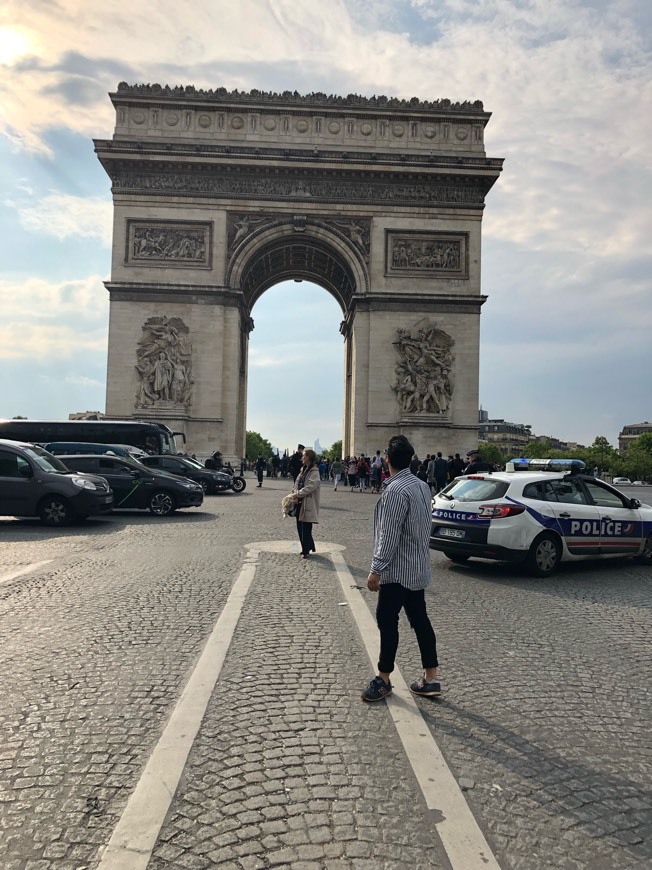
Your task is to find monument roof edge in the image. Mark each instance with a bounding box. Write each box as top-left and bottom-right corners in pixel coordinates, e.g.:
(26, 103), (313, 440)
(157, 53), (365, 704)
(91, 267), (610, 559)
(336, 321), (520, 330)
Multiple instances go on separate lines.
(109, 83), (490, 117)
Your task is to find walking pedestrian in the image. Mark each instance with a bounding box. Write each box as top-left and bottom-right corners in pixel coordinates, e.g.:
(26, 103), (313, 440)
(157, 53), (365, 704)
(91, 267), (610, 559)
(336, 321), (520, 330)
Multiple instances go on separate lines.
(361, 434), (441, 702)
(331, 456), (343, 490)
(433, 451), (449, 493)
(347, 456), (358, 492)
(288, 445), (304, 482)
(370, 450), (383, 493)
(254, 455), (266, 487)
(291, 448), (321, 558)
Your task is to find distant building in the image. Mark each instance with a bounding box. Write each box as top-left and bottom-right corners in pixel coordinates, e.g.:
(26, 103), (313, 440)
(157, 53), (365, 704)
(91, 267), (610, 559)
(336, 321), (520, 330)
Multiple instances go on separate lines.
(530, 435), (586, 451)
(314, 438), (323, 455)
(478, 419), (532, 456)
(69, 411), (106, 420)
(619, 421), (652, 452)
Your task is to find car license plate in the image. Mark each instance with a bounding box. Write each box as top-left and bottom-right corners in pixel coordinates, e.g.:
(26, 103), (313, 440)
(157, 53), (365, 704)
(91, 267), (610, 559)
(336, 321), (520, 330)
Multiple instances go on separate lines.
(438, 528), (465, 539)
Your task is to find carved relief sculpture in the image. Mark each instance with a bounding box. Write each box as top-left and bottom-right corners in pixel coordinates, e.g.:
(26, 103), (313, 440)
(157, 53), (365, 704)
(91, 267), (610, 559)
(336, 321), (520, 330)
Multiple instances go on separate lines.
(127, 221), (211, 267)
(392, 324), (455, 416)
(135, 316), (193, 409)
(226, 213), (371, 263)
(386, 232), (468, 278)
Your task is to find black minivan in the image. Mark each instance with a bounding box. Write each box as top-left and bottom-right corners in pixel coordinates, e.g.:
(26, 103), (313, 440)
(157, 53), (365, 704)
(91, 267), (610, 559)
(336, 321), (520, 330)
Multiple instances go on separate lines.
(60, 454), (203, 516)
(0, 439), (114, 525)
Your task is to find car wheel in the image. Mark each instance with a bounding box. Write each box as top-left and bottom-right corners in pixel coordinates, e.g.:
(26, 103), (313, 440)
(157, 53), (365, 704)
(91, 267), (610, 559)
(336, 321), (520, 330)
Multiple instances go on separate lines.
(634, 534), (652, 565)
(39, 496), (71, 526)
(445, 553), (470, 564)
(525, 532), (561, 577)
(149, 491), (176, 516)
(231, 477), (246, 493)
(199, 480), (210, 495)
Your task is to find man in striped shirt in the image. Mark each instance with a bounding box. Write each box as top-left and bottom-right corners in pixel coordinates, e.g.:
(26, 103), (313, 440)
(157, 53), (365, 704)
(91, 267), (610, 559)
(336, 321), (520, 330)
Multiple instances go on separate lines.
(361, 434), (441, 702)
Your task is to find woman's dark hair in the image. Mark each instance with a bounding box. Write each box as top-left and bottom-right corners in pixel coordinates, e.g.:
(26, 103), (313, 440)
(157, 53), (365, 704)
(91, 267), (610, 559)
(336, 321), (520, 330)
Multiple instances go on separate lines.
(386, 435), (414, 470)
(303, 448), (317, 465)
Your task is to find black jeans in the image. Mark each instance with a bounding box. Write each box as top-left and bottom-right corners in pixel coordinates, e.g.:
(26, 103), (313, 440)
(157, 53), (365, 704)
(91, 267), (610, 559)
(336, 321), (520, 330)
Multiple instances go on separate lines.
(376, 583), (438, 674)
(296, 518), (315, 555)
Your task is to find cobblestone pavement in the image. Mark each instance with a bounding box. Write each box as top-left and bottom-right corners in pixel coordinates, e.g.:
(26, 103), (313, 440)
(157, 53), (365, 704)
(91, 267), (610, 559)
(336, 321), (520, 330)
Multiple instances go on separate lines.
(0, 477), (650, 869)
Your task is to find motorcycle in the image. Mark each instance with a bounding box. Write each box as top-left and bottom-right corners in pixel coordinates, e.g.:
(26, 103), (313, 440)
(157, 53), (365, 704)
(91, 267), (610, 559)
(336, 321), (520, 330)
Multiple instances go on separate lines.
(213, 466), (247, 494)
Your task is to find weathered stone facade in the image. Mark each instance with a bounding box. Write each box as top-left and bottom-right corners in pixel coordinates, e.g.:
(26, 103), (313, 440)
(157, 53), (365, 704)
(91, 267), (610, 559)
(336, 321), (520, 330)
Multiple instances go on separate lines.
(95, 85), (503, 458)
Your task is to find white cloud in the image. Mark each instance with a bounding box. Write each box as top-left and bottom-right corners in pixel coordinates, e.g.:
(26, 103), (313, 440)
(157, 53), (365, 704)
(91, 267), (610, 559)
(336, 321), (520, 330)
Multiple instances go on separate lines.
(64, 373), (104, 387)
(14, 193), (112, 243)
(0, 274), (108, 359)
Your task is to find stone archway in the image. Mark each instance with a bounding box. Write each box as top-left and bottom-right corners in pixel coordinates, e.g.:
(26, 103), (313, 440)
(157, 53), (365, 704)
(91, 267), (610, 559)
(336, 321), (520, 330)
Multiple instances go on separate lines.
(95, 85), (503, 459)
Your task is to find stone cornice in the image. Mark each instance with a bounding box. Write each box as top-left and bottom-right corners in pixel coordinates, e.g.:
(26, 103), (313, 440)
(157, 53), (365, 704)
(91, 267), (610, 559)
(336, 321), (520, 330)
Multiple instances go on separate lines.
(95, 138), (503, 174)
(113, 83), (488, 117)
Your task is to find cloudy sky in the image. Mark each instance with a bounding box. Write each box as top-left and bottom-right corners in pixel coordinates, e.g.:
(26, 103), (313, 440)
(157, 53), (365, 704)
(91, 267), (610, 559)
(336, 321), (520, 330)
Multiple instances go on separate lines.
(1, 0), (651, 452)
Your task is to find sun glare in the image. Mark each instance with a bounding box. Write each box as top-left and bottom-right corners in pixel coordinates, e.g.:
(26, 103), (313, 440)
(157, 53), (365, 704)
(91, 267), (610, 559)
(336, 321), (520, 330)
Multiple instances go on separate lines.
(0, 27), (31, 64)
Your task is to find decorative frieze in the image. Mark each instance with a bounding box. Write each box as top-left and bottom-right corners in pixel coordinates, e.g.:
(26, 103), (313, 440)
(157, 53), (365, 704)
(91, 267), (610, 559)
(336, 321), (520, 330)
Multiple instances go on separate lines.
(392, 322), (455, 417)
(113, 171), (485, 207)
(385, 231), (468, 279)
(135, 316), (193, 410)
(126, 220), (212, 268)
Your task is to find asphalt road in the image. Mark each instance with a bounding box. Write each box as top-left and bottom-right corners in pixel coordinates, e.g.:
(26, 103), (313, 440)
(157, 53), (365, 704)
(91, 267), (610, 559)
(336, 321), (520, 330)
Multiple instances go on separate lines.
(0, 477), (650, 869)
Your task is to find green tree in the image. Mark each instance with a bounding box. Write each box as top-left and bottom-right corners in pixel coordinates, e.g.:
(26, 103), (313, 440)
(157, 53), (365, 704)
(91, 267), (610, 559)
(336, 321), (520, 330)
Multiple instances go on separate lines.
(478, 444), (504, 466)
(246, 431), (274, 461)
(324, 439), (342, 460)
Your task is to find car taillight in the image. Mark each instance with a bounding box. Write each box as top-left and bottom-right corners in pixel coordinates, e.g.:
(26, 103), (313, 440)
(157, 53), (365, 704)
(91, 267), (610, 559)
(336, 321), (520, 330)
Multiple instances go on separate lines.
(478, 504), (526, 518)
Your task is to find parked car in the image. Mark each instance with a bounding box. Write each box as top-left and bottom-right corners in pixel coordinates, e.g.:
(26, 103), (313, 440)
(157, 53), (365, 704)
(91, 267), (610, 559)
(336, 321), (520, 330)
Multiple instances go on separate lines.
(59, 454), (203, 516)
(430, 458), (652, 576)
(612, 477), (633, 486)
(0, 439), (114, 526)
(140, 455), (246, 494)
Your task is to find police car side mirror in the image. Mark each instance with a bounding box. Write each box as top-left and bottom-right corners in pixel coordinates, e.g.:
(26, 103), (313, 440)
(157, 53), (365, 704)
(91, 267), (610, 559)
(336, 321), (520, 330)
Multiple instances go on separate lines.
(629, 498), (641, 509)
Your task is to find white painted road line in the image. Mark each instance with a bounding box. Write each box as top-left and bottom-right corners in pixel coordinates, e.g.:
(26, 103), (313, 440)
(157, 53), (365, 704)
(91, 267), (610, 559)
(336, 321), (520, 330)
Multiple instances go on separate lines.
(97, 550), (260, 870)
(329, 549), (501, 870)
(98, 540), (499, 870)
(0, 560), (53, 586)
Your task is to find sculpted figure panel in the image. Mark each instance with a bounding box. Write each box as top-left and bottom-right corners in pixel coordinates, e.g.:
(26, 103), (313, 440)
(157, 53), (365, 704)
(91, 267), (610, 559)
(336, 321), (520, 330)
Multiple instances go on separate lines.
(127, 221), (211, 267)
(226, 213), (371, 263)
(387, 232), (468, 278)
(392, 323), (455, 416)
(135, 316), (193, 410)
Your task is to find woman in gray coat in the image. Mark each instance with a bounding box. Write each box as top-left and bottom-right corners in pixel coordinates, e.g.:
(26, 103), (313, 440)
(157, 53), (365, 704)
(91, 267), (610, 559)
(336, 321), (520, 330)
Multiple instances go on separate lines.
(292, 448), (321, 558)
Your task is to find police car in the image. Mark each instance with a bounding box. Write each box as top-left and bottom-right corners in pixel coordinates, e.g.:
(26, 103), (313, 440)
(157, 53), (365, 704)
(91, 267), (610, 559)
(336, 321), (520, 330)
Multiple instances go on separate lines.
(430, 459), (652, 576)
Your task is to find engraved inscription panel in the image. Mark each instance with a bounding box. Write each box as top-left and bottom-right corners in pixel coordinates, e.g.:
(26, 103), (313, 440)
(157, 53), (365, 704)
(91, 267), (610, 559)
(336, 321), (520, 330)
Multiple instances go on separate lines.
(126, 221), (212, 269)
(385, 231), (468, 279)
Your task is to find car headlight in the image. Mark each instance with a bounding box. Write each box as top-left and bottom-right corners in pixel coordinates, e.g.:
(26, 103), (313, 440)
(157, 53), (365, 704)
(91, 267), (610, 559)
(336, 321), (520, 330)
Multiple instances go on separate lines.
(180, 481), (200, 489)
(71, 476), (95, 491)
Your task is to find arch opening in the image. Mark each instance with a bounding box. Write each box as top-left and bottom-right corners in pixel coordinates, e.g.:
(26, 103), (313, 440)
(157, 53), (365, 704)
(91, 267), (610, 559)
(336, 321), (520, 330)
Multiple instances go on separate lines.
(246, 280), (345, 455)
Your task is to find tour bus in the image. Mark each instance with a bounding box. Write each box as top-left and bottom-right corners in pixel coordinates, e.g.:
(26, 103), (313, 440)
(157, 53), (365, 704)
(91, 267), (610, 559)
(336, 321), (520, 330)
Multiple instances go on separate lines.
(0, 420), (181, 455)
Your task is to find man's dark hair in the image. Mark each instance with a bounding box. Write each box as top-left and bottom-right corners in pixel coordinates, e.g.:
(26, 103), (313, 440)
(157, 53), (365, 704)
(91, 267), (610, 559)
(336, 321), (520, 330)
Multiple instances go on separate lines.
(386, 435), (414, 470)
(437, 451), (443, 458)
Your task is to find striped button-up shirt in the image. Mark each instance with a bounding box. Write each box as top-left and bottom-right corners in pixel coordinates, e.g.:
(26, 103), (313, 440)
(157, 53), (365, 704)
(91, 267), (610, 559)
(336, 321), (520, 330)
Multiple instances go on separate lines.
(370, 468), (433, 590)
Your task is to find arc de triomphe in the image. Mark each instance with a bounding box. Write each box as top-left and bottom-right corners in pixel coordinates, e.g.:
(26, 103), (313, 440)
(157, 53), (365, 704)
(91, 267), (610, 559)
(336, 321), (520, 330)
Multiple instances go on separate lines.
(95, 84), (503, 458)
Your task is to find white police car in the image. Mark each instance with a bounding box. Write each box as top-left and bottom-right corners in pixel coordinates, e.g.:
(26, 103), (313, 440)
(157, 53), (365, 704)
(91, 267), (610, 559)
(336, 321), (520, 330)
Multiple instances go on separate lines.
(430, 459), (652, 576)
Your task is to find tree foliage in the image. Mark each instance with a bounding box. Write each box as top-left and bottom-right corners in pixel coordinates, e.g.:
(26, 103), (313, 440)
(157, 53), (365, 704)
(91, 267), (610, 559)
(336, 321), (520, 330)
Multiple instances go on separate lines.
(245, 431), (274, 460)
(324, 439), (342, 460)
